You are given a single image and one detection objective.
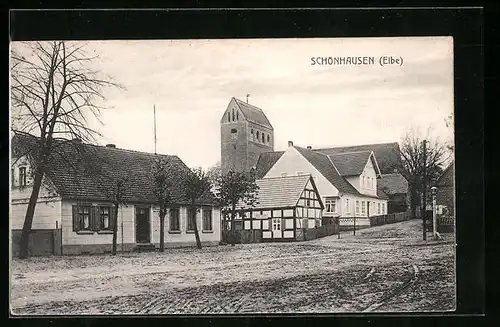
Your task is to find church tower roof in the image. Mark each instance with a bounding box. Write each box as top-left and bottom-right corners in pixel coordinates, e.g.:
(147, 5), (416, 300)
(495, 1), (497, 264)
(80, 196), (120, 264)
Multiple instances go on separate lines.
(232, 97), (273, 129)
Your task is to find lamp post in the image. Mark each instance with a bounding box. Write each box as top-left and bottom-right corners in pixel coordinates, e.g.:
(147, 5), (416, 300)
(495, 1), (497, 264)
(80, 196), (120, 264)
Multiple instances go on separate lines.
(430, 185), (441, 240)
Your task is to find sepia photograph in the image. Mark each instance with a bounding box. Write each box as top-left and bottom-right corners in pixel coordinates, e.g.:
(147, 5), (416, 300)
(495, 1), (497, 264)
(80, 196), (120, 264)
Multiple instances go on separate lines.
(10, 37), (456, 315)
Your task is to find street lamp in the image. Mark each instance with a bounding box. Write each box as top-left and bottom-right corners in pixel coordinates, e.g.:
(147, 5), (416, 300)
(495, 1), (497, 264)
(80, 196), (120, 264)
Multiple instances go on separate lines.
(430, 185), (441, 240)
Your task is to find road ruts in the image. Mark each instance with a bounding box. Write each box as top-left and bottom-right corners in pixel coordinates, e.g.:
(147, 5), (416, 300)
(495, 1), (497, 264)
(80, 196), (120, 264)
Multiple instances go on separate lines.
(362, 264), (420, 312)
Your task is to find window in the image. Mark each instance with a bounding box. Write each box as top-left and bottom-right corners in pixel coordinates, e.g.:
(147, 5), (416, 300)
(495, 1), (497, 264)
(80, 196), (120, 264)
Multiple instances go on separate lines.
(78, 205), (92, 231)
(345, 199), (350, 213)
(251, 129), (254, 139)
(19, 167), (27, 187)
(11, 168), (14, 186)
(187, 207), (197, 231)
(256, 131), (260, 141)
(169, 208), (180, 231)
(306, 191), (311, 207)
(356, 200), (360, 214)
(100, 206), (112, 230)
(325, 198), (336, 213)
(236, 111), (239, 120)
(382, 203), (385, 214)
(230, 128), (237, 140)
(267, 135), (270, 143)
(232, 108), (235, 121)
(202, 208), (212, 231)
(361, 201), (366, 215)
(362, 176), (365, 187)
(261, 133), (265, 143)
(377, 203), (381, 215)
(227, 112), (230, 122)
(272, 218), (281, 231)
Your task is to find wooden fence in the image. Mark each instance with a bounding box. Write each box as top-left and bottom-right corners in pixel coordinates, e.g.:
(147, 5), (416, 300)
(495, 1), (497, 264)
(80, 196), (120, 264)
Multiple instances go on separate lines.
(369, 211), (412, 227)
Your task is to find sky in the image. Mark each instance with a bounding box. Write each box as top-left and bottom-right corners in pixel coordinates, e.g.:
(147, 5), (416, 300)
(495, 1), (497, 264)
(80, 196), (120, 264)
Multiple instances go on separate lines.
(12, 37), (454, 170)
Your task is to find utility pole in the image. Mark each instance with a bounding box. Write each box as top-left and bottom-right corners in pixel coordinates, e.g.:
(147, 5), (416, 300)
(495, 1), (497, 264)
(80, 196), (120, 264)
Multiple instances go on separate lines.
(422, 140), (427, 241)
(153, 104), (157, 155)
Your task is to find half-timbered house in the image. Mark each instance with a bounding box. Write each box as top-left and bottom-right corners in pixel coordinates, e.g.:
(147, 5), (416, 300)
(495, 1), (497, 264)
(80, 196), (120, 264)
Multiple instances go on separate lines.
(222, 175), (324, 242)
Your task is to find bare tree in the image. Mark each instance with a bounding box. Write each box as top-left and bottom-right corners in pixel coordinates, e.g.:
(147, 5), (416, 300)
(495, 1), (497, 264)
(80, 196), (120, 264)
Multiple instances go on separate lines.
(10, 41), (123, 259)
(398, 128), (449, 223)
(213, 170), (259, 246)
(150, 157), (174, 252)
(184, 167), (212, 249)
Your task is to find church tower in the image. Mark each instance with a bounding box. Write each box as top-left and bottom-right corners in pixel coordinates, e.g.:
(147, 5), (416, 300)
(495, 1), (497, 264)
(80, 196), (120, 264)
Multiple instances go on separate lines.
(220, 97), (274, 173)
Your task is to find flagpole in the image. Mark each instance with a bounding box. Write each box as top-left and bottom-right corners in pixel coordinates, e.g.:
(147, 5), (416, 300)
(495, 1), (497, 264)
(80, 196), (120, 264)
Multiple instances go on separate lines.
(154, 104), (157, 155)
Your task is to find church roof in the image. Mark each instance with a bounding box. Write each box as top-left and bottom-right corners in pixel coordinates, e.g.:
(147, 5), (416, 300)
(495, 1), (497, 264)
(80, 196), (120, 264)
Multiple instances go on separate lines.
(233, 97), (273, 129)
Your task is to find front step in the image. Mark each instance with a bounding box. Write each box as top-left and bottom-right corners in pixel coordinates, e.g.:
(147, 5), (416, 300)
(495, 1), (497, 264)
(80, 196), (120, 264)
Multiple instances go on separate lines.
(133, 243), (156, 252)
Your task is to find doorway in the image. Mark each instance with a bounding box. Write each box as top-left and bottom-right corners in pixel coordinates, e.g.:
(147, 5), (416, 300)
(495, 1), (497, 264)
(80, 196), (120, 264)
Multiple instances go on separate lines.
(135, 207), (151, 243)
(271, 218), (282, 239)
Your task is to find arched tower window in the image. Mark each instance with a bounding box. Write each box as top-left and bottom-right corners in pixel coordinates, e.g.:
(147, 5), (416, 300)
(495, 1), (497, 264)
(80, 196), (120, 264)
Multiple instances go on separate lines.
(261, 133), (265, 143)
(250, 129), (254, 140)
(227, 112), (230, 122)
(236, 111), (239, 120)
(256, 131), (260, 141)
(232, 109), (235, 121)
(267, 135), (270, 143)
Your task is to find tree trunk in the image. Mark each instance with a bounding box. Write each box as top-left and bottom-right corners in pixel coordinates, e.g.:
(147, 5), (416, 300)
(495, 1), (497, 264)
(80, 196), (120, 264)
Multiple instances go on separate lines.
(230, 205), (236, 247)
(112, 202), (119, 255)
(191, 204), (202, 249)
(409, 183), (418, 219)
(19, 169), (45, 259)
(159, 210), (165, 252)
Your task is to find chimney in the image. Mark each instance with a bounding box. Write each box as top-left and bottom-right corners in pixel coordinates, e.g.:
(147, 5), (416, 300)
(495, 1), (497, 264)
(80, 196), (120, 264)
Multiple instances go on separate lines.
(288, 141), (294, 147)
(307, 146), (312, 150)
(106, 144), (116, 148)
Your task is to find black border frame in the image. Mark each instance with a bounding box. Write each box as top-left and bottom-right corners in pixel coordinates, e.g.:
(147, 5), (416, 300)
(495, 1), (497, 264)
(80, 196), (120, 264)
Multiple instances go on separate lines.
(6, 7), (485, 327)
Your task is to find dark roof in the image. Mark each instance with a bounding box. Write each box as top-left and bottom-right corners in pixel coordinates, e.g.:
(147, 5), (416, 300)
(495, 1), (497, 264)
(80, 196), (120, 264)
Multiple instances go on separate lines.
(328, 151), (374, 177)
(293, 146), (360, 195)
(255, 151), (284, 179)
(314, 142), (401, 174)
(378, 173), (409, 195)
(233, 97), (273, 129)
(11, 134), (215, 205)
(437, 160), (454, 188)
(239, 175), (322, 210)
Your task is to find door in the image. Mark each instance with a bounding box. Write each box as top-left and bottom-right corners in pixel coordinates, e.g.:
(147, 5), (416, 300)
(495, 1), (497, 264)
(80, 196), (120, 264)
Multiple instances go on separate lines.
(135, 207), (151, 243)
(271, 218), (282, 239)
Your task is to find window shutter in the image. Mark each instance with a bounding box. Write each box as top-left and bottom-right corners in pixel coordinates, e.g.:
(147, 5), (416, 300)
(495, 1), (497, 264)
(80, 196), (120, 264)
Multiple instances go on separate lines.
(110, 206), (116, 231)
(92, 206), (99, 231)
(72, 205), (79, 232)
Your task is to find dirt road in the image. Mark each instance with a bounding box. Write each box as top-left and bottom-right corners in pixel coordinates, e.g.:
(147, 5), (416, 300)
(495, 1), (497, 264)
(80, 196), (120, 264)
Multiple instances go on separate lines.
(10, 220), (456, 314)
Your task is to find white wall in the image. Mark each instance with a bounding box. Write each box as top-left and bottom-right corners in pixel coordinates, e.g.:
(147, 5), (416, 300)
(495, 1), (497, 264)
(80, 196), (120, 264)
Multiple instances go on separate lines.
(359, 158), (378, 196)
(61, 202), (221, 246)
(11, 155), (62, 230)
(344, 157), (378, 197)
(11, 199), (62, 230)
(264, 147), (339, 196)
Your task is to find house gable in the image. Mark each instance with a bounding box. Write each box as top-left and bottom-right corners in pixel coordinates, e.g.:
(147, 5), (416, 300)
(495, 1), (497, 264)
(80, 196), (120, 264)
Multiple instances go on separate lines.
(263, 146), (340, 197)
